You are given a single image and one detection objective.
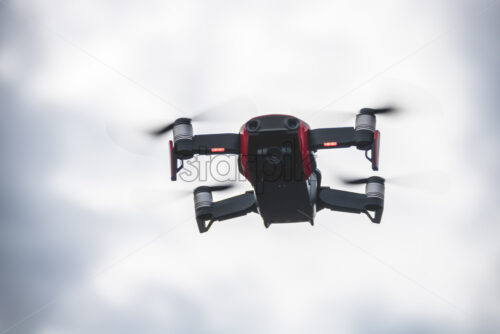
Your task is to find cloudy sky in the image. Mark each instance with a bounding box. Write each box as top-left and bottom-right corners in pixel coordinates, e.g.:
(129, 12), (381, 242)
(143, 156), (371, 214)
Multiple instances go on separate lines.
(1, 0), (499, 333)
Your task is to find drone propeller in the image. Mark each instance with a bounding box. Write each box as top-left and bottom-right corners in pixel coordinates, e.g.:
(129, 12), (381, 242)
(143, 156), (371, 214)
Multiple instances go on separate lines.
(340, 176), (385, 185)
(339, 170), (449, 194)
(148, 97), (257, 137)
(342, 177), (377, 185)
(107, 97), (257, 154)
(149, 122), (175, 136)
(207, 184), (235, 192)
(131, 183), (237, 209)
(149, 114), (202, 137)
(295, 105), (400, 126)
(194, 183), (238, 193)
(359, 106), (398, 115)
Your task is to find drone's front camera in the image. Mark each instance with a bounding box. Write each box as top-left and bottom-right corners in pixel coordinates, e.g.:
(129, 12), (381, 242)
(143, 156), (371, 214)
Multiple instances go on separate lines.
(265, 147), (283, 165)
(285, 117), (300, 130)
(246, 119), (260, 132)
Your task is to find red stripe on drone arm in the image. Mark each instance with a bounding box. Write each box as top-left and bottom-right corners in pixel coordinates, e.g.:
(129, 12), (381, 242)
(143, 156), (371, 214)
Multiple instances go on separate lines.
(298, 122), (312, 179)
(239, 126), (250, 180)
(169, 140), (176, 181)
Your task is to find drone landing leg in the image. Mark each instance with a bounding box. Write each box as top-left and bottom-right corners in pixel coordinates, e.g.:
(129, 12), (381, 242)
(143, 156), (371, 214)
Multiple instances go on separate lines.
(196, 192), (258, 233)
(316, 187), (383, 224)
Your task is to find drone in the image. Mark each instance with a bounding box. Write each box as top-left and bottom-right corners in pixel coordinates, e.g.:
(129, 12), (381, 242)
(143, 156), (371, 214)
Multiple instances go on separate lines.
(151, 108), (390, 233)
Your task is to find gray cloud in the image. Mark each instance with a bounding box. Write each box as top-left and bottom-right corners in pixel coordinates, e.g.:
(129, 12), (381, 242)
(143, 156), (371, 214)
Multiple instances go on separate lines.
(1, 1), (500, 333)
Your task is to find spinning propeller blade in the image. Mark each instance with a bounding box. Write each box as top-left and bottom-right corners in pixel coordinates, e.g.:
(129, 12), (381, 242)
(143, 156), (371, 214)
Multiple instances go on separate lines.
(303, 105), (400, 126)
(340, 176), (385, 185)
(107, 97), (257, 154)
(208, 184), (235, 192)
(360, 106), (398, 115)
(132, 183), (237, 209)
(341, 177), (371, 185)
(149, 122), (176, 137)
(339, 171), (449, 193)
(147, 97), (257, 137)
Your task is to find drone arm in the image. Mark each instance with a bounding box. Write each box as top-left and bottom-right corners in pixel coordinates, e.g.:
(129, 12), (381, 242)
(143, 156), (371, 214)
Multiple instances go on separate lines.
(196, 191), (258, 233)
(317, 187), (366, 213)
(308, 127), (357, 151)
(191, 133), (240, 155)
(316, 187), (384, 223)
(308, 127), (380, 171)
(170, 133), (240, 181)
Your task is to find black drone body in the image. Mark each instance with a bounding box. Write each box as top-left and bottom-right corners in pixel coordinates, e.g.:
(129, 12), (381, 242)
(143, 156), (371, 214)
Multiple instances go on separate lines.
(164, 110), (386, 233)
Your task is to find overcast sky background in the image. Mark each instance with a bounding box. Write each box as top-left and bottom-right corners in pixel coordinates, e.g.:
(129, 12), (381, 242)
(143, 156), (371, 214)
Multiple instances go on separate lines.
(1, 0), (499, 333)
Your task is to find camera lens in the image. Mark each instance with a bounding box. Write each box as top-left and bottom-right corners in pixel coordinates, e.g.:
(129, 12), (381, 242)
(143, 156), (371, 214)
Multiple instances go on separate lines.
(265, 147), (282, 165)
(246, 119), (260, 132)
(285, 118), (300, 130)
